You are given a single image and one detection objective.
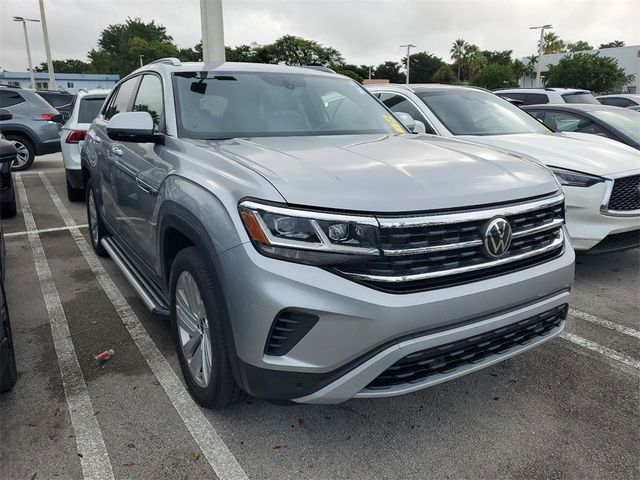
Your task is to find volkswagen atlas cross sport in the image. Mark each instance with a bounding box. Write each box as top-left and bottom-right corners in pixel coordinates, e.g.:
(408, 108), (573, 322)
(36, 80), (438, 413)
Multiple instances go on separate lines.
(81, 59), (574, 408)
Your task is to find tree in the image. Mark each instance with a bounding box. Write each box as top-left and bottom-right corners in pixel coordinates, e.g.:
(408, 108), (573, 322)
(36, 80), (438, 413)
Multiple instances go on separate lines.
(450, 38), (468, 81)
(373, 61), (405, 83)
(431, 65), (456, 84)
(524, 55), (537, 86)
(481, 50), (513, 65)
(540, 32), (565, 54)
(544, 53), (633, 92)
(472, 63), (519, 90)
(34, 59), (95, 74)
(334, 64), (370, 82)
(178, 42), (202, 62)
(88, 18), (179, 78)
(464, 45), (487, 80)
(599, 40), (625, 49)
(254, 35), (344, 67)
(402, 52), (445, 83)
(511, 59), (526, 84)
(566, 40), (593, 52)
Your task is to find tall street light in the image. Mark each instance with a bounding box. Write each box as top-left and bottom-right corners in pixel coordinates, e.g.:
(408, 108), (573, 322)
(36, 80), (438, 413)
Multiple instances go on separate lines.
(13, 16), (40, 90)
(200, 0), (225, 63)
(530, 24), (552, 87)
(400, 44), (416, 84)
(39, 0), (56, 90)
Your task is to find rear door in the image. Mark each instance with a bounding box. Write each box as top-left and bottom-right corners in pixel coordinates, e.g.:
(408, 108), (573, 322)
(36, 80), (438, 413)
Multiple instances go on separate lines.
(111, 73), (169, 269)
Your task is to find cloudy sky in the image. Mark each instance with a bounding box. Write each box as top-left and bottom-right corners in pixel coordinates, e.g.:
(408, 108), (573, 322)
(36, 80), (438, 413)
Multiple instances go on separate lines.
(0, 0), (638, 72)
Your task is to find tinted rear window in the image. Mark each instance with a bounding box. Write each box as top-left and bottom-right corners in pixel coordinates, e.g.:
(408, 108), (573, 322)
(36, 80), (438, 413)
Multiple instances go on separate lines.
(0, 90), (25, 107)
(78, 96), (107, 123)
(562, 93), (600, 104)
(38, 92), (73, 107)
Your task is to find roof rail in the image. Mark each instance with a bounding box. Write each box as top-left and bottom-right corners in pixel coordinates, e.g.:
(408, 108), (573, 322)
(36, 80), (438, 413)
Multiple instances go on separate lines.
(148, 57), (182, 67)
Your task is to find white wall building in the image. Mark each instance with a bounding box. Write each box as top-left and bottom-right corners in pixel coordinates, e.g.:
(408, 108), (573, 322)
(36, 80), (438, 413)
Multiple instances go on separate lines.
(520, 45), (640, 93)
(0, 71), (119, 93)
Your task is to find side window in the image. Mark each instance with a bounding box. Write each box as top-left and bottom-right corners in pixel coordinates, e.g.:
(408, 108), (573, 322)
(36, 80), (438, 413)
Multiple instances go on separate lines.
(525, 93), (549, 105)
(602, 98), (633, 108)
(525, 109), (543, 120)
(133, 74), (164, 131)
(379, 93), (435, 133)
(542, 111), (609, 137)
(499, 92), (525, 102)
(103, 77), (140, 120)
(0, 90), (26, 108)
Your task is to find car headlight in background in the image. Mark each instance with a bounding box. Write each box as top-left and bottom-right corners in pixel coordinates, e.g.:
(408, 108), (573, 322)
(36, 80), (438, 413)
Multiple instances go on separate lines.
(549, 167), (604, 188)
(239, 200), (381, 265)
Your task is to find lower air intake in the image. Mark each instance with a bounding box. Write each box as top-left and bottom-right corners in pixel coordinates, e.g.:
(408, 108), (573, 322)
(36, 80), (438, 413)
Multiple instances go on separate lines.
(265, 310), (319, 356)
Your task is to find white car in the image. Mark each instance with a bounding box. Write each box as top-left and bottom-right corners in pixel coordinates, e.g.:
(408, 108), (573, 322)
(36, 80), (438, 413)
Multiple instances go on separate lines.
(597, 94), (640, 109)
(61, 89), (110, 201)
(367, 84), (640, 253)
(494, 88), (600, 105)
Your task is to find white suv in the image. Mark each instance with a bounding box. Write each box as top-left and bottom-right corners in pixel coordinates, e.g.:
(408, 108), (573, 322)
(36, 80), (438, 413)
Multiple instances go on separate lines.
(494, 88), (600, 105)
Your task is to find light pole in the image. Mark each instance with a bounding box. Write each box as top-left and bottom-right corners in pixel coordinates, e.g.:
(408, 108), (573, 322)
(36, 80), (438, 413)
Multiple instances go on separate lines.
(200, 0), (225, 63)
(368, 65), (373, 80)
(13, 16), (39, 90)
(38, 0), (56, 90)
(399, 44), (416, 84)
(139, 55), (144, 67)
(529, 24), (552, 87)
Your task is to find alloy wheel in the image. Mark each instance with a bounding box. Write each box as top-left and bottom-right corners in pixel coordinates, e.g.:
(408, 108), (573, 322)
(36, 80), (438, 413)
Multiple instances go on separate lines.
(11, 141), (29, 169)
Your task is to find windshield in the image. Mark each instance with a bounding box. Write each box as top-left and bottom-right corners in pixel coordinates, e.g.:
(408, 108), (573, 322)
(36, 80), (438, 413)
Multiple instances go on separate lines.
(173, 71), (403, 139)
(591, 109), (640, 143)
(417, 90), (549, 135)
(78, 96), (107, 123)
(561, 92), (600, 104)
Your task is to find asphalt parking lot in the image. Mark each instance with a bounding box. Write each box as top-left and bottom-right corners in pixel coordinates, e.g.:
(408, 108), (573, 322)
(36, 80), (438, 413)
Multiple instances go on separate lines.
(0, 154), (638, 480)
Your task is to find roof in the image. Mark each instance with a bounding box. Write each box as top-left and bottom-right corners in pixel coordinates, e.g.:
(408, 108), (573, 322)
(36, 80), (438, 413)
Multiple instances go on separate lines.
(0, 71), (119, 81)
(365, 83), (494, 94)
(521, 103), (630, 113)
(494, 87), (591, 94)
(76, 88), (111, 98)
(597, 94), (640, 100)
(136, 60), (341, 78)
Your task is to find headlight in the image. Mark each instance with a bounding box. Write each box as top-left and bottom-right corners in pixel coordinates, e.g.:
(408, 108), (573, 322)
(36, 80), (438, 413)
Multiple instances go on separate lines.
(239, 200), (381, 265)
(550, 167), (604, 188)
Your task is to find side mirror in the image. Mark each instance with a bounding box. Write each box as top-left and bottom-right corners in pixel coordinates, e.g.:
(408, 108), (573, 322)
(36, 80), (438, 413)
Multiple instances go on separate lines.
(106, 111), (162, 143)
(395, 112), (426, 134)
(0, 139), (17, 164)
(0, 108), (13, 121)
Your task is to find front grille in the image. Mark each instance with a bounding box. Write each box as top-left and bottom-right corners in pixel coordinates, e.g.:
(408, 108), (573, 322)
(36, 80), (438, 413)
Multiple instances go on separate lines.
(335, 194), (565, 293)
(607, 175), (640, 211)
(366, 304), (567, 391)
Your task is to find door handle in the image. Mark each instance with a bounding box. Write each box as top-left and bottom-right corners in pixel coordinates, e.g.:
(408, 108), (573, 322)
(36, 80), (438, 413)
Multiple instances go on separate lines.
(111, 146), (123, 156)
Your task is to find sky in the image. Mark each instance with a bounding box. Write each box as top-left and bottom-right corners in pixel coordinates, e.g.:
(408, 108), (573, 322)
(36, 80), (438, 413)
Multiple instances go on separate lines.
(1, 0), (638, 72)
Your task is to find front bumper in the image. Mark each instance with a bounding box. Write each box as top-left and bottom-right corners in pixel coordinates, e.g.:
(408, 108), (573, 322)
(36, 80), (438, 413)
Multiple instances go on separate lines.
(217, 233), (575, 403)
(564, 182), (640, 251)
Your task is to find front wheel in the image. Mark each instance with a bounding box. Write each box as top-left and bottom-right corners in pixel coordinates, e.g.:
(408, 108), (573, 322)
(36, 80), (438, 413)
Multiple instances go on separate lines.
(170, 247), (244, 409)
(86, 178), (108, 257)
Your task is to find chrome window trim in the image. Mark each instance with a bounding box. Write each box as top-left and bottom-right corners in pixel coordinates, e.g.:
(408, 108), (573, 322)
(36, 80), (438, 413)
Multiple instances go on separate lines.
(600, 170), (640, 217)
(339, 230), (564, 283)
(377, 193), (564, 228)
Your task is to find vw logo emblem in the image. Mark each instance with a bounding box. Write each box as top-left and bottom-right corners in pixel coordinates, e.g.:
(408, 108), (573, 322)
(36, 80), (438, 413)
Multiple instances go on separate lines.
(482, 217), (512, 258)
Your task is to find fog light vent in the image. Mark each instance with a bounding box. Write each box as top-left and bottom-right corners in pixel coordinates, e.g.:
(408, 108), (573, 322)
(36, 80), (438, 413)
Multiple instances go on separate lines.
(265, 310), (319, 356)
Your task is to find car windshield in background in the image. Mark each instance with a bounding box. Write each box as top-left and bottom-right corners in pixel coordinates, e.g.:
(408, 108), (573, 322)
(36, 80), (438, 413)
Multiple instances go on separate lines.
(561, 93), (600, 104)
(173, 71), (401, 139)
(417, 90), (549, 136)
(78, 96), (107, 123)
(591, 109), (640, 143)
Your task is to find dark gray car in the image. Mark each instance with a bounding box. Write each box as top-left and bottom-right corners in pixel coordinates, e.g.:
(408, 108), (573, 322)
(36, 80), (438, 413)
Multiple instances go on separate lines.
(82, 60), (574, 408)
(0, 85), (62, 171)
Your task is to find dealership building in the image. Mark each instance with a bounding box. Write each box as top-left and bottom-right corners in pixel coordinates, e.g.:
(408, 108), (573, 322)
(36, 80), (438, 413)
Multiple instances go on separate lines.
(520, 45), (640, 93)
(0, 71), (119, 93)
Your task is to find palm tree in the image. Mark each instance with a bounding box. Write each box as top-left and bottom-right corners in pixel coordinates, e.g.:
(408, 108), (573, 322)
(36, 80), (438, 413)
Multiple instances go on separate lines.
(450, 39), (468, 81)
(540, 32), (565, 54)
(525, 55), (537, 87)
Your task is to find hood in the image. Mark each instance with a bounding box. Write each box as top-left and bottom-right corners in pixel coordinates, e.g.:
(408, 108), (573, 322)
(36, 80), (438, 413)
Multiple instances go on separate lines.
(191, 134), (558, 213)
(458, 132), (640, 177)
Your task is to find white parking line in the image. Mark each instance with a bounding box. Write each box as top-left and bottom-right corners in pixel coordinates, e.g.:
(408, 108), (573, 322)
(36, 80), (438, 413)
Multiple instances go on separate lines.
(15, 176), (115, 480)
(560, 332), (640, 371)
(569, 308), (640, 340)
(5, 224), (89, 238)
(39, 173), (250, 480)
(15, 168), (65, 176)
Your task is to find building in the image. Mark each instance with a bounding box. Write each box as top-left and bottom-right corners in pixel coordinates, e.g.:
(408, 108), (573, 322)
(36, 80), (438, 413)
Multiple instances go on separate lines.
(0, 71), (119, 94)
(520, 45), (640, 93)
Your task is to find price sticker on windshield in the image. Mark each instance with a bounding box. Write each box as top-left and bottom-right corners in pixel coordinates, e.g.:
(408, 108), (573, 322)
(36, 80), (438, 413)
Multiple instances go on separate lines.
(383, 114), (406, 133)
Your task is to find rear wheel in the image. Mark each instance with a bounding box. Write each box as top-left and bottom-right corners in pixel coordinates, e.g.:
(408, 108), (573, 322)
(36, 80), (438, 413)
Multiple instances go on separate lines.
(4, 135), (35, 171)
(170, 247), (244, 409)
(86, 178), (108, 257)
(66, 177), (84, 202)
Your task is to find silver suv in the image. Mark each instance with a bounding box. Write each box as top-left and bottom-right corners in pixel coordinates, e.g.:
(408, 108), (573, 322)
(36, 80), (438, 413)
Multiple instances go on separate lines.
(0, 85), (63, 170)
(82, 59), (575, 408)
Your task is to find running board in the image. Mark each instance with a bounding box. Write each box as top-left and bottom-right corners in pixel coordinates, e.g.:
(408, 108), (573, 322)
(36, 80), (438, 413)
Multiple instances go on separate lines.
(101, 237), (170, 317)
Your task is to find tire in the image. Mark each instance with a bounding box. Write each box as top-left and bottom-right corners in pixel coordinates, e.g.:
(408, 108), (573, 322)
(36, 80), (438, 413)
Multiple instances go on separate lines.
(170, 247), (244, 409)
(0, 289), (18, 393)
(1, 187), (17, 219)
(4, 134), (35, 171)
(86, 178), (108, 257)
(66, 178), (84, 202)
